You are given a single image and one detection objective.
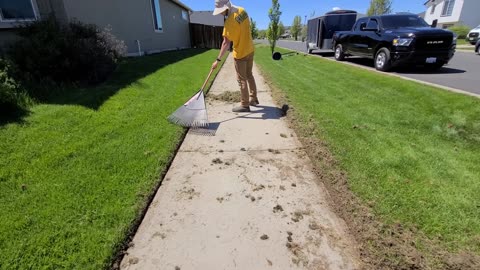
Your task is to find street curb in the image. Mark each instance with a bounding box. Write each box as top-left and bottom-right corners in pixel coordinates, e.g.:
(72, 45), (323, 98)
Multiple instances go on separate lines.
(276, 45), (480, 99)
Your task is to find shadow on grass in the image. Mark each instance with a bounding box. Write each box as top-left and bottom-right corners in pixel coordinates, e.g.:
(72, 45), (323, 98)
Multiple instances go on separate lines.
(0, 105), (29, 127)
(31, 49), (209, 110)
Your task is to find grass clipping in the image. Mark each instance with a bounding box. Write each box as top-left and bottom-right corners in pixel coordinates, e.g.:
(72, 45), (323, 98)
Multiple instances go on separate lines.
(208, 91), (241, 103)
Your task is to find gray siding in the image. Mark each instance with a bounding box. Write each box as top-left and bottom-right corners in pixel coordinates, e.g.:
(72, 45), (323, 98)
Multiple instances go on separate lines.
(62, 0), (191, 55)
(36, 0), (68, 23)
(0, 30), (19, 54)
(0, 0), (67, 50)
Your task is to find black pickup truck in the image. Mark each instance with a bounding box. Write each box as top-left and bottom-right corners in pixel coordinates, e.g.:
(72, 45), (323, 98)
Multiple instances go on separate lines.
(332, 14), (456, 71)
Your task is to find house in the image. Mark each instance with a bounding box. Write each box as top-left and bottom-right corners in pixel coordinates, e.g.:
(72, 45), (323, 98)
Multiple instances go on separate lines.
(0, 0), (192, 56)
(423, 0), (480, 29)
(280, 29), (292, 39)
(190, 11), (224, 27)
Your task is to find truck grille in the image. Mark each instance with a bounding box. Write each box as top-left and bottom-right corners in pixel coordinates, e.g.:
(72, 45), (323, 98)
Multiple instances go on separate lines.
(415, 36), (452, 50)
(469, 32), (479, 38)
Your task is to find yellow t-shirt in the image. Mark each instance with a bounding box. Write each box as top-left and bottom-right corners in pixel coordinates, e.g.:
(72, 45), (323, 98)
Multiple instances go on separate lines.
(223, 6), (254, 59)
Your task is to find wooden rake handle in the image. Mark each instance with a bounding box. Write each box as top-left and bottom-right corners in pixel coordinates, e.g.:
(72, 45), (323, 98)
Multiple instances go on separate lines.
(200, 68), (215, 92)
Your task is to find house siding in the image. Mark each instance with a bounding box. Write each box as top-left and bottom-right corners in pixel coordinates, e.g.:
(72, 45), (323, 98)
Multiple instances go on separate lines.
(62, 0), (191, 55)
(425, 0), (480, 28)
(459, 0), (480, 28)
(0, 0), (68, 51)
(35, 0), (68, 23)
(424, 0), (464, 26)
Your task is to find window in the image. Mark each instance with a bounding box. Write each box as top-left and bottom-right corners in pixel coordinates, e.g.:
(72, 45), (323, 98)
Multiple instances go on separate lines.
(182, 10), (188, 21)
(382, 15), (430, 29)
(354, 18), (368, 31)
(0, 0), (37, 21)
(441, 0), (455, 16)
(366, 19), (378, 30)
(430, 4), (436, 14)
(151, 0), (163, 31)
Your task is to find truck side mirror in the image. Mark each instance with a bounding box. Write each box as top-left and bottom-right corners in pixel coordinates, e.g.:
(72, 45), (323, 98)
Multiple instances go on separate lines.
(431, 19), (438, 28)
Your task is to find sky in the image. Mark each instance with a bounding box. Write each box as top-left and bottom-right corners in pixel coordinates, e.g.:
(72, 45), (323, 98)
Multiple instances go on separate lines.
(180, 0), (427, 29)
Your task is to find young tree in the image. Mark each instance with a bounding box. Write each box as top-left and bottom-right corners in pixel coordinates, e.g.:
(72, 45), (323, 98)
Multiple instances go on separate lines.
(367, 0), (393, 16)
(267, 0), (282, 54)
(291, 15), (302, 41)
(250, 18), (258, 39)
(301, 24), (307, 41)
(278, 21), (285, 37)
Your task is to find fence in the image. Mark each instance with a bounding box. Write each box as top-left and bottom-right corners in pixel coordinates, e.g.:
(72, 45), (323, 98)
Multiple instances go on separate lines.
(190, 23), (223, 49)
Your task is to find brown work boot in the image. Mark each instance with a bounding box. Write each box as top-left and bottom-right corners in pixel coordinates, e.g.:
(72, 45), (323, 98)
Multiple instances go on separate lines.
(232, 106), (250, 112)
(249, 98), (259, 106)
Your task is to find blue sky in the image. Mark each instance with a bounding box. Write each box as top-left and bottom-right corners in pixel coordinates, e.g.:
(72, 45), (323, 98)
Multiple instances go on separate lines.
(180, 0), (427, 29)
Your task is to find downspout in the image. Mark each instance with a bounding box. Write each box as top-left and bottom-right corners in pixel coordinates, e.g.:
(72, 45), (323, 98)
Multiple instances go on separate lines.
(136, 40), (143, 56)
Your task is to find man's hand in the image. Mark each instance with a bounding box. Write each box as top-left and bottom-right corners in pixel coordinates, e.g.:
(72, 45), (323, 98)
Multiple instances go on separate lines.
(212, 60), (219, 70)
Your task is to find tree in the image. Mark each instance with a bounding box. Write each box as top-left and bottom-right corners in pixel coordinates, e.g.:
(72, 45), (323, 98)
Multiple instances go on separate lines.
(367, 0), (393, 16)
(291, 16), (302, 41)
(277, 22), (285, 37)
(258, 30), (267, 39)
(250, 18), (258, 39)
(301, 24), (307, 41)
(267, 0), (282, 54)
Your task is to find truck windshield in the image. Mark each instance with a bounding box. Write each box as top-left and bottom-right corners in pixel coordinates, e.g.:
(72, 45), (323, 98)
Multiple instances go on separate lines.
(381, 15), (430, 29)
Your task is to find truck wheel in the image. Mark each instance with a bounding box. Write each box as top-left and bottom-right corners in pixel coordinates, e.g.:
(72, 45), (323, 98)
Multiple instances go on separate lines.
(334, 44), (345, 61)
(374, 48), (392, 72)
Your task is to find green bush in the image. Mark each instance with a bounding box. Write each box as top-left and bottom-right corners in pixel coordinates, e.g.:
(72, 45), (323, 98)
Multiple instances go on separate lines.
(447, 25), (470, 39)
(9, 17), (127, 87)
(0, 59), (28, 114)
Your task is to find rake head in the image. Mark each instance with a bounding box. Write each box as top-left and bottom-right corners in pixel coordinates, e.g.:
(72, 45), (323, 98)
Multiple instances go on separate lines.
(167, 89), (209, 128)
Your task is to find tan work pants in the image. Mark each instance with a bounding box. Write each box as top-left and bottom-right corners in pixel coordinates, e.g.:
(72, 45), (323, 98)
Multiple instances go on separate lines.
(234, 52), (258, 107)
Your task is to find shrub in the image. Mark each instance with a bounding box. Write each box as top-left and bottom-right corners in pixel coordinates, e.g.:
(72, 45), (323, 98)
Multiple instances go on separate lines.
(9, 17), (127, 87)
(447, 25), (470, 39)
(0, 59), (28, 114)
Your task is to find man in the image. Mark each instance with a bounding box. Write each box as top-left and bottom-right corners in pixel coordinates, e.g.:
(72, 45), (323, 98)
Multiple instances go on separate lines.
(476, 39), (480, 55)
(212, 0), (258, 113)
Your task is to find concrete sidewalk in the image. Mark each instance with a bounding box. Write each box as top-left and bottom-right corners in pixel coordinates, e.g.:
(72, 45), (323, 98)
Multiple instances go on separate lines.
(120, 54), (361, 270)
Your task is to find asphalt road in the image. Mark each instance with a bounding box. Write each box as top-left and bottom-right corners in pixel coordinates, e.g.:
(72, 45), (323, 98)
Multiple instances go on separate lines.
(256, 39), (480, 95)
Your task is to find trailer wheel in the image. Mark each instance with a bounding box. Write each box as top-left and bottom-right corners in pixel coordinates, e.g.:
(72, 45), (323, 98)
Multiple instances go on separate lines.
(307, 43), (312, 54)
(334, 44), (345, 61)
(374, 48), (392, 72)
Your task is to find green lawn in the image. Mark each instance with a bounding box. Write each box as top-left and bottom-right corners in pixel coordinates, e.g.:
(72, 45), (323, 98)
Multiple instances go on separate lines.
(255, 46), (480, 253)
(0, 49), (220, 269)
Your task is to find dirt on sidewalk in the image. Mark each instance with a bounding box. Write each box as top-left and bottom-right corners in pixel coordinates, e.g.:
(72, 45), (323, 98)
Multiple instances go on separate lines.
(118, 55), (362, 270)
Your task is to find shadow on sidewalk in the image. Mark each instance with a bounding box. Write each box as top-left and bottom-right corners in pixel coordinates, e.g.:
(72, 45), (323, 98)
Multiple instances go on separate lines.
(191, 105), (287, 136)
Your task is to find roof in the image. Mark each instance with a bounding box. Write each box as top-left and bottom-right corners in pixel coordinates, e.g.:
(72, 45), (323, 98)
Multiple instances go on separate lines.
(190, 11), (224, 26)
(424, 0), (445, 5)
(169, 0), (192, 12)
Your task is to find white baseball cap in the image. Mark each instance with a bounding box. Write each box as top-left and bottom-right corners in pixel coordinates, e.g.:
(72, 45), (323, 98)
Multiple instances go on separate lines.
(213, 0), (230, 16)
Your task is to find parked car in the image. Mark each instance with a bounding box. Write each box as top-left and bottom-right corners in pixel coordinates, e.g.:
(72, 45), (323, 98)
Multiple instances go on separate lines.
(467, 25), (480, 45)
(306, 10), (358, 54)
(332, 14), (456, 71)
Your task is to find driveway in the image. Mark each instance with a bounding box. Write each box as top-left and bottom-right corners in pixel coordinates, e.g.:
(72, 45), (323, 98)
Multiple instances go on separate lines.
(257, 39), (480, 96)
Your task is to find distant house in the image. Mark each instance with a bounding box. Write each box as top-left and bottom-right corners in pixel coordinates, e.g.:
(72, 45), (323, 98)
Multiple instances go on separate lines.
(423, 0), (480, 29)
(280, 29), (292, 39)
(0, 0), (192, 56)
(190, 11), (224, 27)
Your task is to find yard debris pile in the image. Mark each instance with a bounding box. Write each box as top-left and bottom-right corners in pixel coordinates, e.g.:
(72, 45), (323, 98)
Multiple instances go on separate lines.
(208, 91), (241, 103)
